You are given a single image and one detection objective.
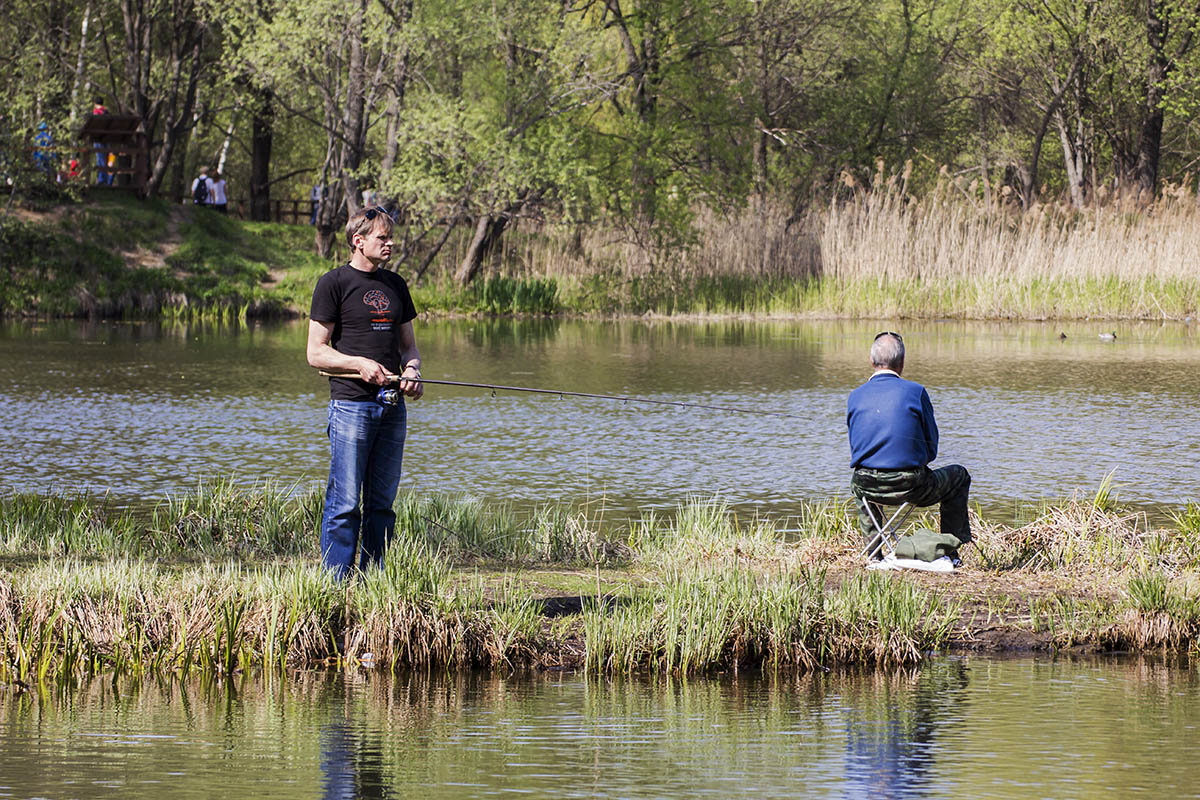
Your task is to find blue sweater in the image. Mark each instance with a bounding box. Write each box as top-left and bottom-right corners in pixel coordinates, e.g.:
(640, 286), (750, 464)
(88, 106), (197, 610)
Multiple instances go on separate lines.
(846, 373), (938, 470)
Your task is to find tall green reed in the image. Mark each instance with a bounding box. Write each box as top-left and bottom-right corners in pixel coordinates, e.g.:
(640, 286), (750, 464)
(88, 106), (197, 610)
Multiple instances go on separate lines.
(148, 477), (319, 557)
(0, 492), (138, 555)
(582, 565), (957, 675)
(394, 492), (626, 564)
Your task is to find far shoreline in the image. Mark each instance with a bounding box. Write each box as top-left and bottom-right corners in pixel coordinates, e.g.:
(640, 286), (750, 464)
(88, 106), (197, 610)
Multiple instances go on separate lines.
(2, 194), (1197, 323)
(3, 305), (1198, 324)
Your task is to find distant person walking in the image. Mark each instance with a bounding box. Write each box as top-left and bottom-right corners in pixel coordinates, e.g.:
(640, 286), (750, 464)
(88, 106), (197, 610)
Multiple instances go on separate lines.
(32, 122), (54, 175)
(210, 171), (228, 214)
(91, 97), (111, 186)
(306, 206), (423, 580)
(310, 183), (323, 225)
(191, 166), (214, 207)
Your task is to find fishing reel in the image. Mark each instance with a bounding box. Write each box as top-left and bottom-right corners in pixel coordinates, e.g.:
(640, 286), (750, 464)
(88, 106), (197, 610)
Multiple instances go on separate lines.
(376, 388), (403, 407)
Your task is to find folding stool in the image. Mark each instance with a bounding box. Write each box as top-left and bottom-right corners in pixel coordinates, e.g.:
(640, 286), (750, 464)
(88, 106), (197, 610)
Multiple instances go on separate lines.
(859, 500), (914, 563)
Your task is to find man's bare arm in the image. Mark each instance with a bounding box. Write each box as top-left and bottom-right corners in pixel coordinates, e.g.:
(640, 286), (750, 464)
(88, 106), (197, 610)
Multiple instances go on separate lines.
(306, 319), (392, 385)
(396, 321), (423, 399)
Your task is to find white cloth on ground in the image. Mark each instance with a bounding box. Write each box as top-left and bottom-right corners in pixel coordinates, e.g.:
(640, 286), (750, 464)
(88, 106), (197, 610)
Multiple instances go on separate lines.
(867, 554), (956, 573)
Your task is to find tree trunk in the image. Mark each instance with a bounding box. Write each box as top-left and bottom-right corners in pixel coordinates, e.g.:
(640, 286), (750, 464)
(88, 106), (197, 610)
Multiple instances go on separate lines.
(865, 0), (914, 157)
(1024, 54), (1084, 208)
(751, 6), (770, 196)
(455, 213), (510, 285)
(314, 29), (350, 256)
(412, 216), (459, 282)
(144, 19), (205, 197)
(121, 0), (158, 141)
(607, 0), (658, 226)
(250, 87), (273, 221)
(1135, 0), (1168, 197)
(1055, 109), (1084, 208)
(68, 3), (92, 124)
(379, 0), (413, 179)
(168, 127), (189, 200)
(315, 144), (340, 258)
(315, 108), (341, 257)
(215, 107), (237, 174)
(630, 32), (659, 226)
(380, 45), (411, 177)
(339, 0), (369, 216)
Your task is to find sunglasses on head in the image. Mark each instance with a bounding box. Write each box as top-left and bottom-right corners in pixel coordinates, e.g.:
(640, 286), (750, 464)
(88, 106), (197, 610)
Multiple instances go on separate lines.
(874, 331), (903, 342)
(363, 207), (392, 222)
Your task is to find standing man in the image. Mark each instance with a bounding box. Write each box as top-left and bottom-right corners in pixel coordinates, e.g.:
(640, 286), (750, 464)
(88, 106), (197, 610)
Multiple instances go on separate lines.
(846, 332), (971, 558)
(306, 207), (423, 579)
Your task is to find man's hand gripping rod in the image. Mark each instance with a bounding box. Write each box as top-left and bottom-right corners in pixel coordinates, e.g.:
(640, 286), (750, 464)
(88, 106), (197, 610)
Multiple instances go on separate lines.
(318, 368), (804, 419)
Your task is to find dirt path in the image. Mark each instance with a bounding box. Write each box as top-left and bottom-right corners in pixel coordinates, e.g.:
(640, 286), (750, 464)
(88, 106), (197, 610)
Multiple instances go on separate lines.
(122, 204), (187, 272)
(12, 201), (188, 271)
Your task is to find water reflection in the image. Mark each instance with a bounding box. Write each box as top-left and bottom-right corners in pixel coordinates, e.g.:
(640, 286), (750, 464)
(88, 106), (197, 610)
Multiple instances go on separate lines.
(321, 716), (392, 800)
(843, 660), (970, 798)
(2, 658), (1200, 798)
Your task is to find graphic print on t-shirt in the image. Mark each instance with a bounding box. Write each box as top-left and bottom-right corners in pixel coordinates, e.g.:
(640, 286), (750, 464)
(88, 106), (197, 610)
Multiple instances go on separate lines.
(310, 263), (416, 401)
(362, 288), (394, 331)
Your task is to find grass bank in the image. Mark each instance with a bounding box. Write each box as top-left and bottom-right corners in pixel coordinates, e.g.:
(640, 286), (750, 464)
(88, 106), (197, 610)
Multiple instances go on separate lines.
(2, 186), (1199, 320)
(2, 480), (1198, 685)
(0, 194), (328, 321)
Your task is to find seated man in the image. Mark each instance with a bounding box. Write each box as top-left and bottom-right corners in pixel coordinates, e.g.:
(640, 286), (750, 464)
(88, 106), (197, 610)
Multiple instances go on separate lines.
(846, 332), (971, 559)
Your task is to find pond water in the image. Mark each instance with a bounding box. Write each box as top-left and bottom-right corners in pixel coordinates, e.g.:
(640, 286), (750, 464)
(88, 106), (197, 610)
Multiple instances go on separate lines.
(0, 318), (1197, 523)
(1, 656), (1198, 799)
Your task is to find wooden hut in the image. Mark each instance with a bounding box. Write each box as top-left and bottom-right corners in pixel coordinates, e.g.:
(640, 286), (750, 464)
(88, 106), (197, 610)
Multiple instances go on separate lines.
(78, 115), (149, 193)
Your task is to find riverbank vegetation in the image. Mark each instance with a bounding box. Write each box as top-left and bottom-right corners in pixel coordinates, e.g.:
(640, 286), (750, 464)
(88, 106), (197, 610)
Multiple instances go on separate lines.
(2, 481), (1198, 685)
(5, 1), (1200, 322)
(4, 185), (1199, 321)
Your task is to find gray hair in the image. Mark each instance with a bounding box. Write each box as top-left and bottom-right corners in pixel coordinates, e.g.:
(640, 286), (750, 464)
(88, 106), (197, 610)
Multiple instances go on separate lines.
(870, 333), (905, 370)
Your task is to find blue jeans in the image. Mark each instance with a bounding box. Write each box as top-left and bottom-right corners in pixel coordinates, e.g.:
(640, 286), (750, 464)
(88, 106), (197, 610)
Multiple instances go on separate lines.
(94, 143), (110, 185)
(320, 399), (407, 580)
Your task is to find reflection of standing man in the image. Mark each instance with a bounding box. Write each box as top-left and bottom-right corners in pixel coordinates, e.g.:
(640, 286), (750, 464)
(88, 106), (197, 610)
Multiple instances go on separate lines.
(846, 332), (971, 558)
(843, 660), (970, 798)
(306, 207), (423, 580)
(320, 710), (390, 800)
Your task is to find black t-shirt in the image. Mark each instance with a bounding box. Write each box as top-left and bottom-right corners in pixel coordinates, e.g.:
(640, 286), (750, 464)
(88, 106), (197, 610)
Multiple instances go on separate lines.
(310, 263), (418, 401)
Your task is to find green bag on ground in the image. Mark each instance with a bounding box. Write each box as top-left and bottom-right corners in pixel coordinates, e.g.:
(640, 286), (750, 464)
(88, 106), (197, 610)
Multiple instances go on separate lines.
(893, 527), (961, 562)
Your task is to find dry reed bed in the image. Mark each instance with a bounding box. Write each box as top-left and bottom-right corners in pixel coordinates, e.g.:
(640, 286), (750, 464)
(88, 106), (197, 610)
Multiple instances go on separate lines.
(821, 184), (1200, 283)
(480, 179), (1200, 319)
(1, 483), (1198, 683)
(813, 183), (1200, 319)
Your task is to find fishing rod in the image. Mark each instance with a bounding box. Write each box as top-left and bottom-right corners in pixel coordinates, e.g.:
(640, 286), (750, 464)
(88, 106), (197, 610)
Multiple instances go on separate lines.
(318, 368), (803, 419)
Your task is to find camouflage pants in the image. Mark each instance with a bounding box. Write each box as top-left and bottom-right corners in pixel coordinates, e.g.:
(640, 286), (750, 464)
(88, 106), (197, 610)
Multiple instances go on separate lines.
(850, 465), (972, 554)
